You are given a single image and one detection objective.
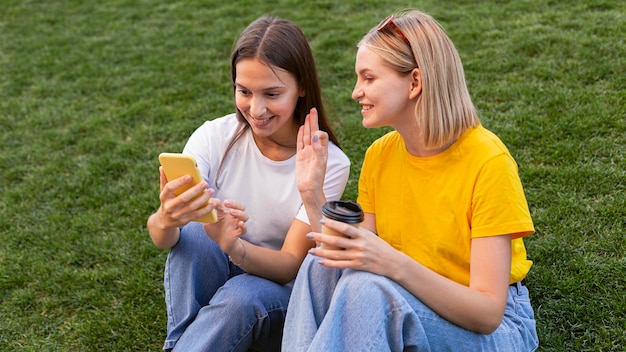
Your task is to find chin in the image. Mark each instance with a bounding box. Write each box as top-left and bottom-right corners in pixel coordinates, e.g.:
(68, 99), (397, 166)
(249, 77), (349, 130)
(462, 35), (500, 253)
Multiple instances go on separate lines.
(361, 119), (382, 129)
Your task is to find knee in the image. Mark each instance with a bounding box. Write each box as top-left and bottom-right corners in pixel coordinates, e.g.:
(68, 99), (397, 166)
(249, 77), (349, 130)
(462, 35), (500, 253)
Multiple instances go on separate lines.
(340, 270), (388, 293)
(336, 271), (400, 310)
(175, 223), (209, 249)
(218, 276), (288, 319)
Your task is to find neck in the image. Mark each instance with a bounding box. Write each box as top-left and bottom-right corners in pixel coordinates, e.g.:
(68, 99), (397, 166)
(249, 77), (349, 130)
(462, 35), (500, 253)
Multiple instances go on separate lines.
(252, 134), (297, 161)
(395, 125), (455, 157)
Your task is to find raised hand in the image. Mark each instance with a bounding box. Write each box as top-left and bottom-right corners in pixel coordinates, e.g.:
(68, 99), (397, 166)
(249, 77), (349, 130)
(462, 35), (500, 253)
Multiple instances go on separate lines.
(296, 107), (329, 196)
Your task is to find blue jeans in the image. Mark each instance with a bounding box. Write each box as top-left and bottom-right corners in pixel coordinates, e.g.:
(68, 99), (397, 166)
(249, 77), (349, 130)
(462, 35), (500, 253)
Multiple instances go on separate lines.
(163, 222), (292, 352)
(282, 255), (539, 352)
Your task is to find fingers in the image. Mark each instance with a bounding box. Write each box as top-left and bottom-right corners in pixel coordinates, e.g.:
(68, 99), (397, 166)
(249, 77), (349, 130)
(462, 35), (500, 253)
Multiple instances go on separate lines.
(297, 125), (305, 150)
(320, 218), (359, 238)
(223, 199), (245, 211)
(307, 107), (328, 148)
(237, 221), (248, 235)
(202, 201), (248, 250)
(159, 175), (214, 223)
(189, 190), (215, 212)
(301, 107), (322, 148)
(309, 107), (320, 131)
(302, 111), (312, 146)
(224, 199), (249, 223)
(304, 220), (358, 248)
(179, 180), (210, 204)
(317, 234), (349, 251)
(160, 174), (195, 200)
(229, 208), (249, 223)
(159, 166), (168, 191)
(313, 131), (329, 148)
(211, 198), (228, 213)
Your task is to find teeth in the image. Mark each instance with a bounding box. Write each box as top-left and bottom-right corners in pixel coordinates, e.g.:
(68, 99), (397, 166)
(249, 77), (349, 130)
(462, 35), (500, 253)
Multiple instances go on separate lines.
(358, 101), (372, 111)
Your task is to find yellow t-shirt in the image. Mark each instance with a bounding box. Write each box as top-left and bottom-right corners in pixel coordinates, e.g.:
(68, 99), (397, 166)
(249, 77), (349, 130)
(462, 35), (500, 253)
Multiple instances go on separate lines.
(357, 126), (534, 285)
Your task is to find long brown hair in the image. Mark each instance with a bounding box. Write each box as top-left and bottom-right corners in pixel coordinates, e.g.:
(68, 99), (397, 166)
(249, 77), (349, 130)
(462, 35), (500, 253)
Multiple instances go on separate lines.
(215, 16), (340, 188)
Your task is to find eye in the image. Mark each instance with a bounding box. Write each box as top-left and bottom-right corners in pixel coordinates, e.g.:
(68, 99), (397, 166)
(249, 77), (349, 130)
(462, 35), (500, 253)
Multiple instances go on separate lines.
(237, 88), (251, 96)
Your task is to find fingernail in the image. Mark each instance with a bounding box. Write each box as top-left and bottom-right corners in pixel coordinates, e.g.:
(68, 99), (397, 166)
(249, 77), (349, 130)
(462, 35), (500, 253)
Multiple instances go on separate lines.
(313, 135), (319, 143)
(319, 219), (326, 224)
(305, 232), (313, 239)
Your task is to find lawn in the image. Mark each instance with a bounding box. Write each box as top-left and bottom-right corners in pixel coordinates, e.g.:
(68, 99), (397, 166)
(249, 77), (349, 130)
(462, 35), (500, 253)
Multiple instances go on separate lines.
(0, 0), (624, 351)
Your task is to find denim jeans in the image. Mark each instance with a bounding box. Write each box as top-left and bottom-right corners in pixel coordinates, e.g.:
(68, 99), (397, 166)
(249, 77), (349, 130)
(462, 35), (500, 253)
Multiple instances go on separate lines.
(163, 222), (292, 352)
(282, 255), (539, 352)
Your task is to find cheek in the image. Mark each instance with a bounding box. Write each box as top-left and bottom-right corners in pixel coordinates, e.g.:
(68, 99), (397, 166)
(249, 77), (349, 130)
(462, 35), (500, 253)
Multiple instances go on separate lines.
(234, 95), (248, 111)
(381, 85), (407, 107)
(271, 96), (298, 115)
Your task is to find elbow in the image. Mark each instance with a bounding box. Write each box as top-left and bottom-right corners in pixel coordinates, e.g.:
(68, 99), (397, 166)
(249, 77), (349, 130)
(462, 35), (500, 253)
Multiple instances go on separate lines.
(267, 268), (297, 286)
(148, 232), (174, 250)
(276, 264), (300, 285)
(152, 239), (172, 250)
(473, 312), (504, 335)
(275, 276), (294, 286)
(476, 321), (502, 335)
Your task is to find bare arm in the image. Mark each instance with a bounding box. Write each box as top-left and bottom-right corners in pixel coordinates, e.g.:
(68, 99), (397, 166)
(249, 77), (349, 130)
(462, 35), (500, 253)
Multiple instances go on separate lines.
(223, 219), (315, 285)
(391, 234), (512, 333)
(309, 213), (512, 334)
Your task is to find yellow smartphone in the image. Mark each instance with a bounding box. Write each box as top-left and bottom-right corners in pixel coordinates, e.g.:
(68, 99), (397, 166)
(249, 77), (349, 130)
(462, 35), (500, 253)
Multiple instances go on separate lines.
(158, 152), (218, 223)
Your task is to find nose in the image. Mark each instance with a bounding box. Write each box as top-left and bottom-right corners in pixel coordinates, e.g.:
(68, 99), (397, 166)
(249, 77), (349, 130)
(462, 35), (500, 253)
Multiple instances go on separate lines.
(250, 96), (267, 117)
(351, 83), (363, 101)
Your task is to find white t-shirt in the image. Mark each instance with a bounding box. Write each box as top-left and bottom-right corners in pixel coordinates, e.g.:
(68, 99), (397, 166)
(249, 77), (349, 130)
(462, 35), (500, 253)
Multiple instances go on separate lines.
(183, 113), (351, 250)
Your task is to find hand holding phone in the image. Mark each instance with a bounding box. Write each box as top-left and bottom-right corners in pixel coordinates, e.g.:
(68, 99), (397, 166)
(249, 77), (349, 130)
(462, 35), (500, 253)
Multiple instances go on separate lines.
(158, 153), (218, 223)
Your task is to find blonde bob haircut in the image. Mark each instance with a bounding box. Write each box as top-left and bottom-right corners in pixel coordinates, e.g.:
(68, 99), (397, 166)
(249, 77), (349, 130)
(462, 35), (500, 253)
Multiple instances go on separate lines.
(359, 10), (480, 149)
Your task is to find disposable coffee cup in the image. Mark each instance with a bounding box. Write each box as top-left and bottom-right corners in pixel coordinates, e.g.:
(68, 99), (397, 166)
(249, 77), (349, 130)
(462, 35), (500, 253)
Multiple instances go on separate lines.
(320, 200), (363, 250)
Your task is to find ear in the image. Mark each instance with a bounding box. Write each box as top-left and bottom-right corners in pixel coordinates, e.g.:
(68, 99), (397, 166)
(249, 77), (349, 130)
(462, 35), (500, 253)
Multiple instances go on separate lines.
(409, 68), (422, 99)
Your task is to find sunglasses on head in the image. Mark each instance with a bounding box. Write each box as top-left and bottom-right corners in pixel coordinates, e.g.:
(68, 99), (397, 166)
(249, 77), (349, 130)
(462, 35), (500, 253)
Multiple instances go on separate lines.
(377, 15), (411, 47)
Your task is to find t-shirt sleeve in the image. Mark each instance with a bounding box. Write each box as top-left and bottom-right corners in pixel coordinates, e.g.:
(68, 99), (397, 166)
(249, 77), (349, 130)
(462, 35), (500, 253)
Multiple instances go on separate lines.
(181, 115), (238, 190)
(471, 154), (534, 239)
(182, 121), (215, 186)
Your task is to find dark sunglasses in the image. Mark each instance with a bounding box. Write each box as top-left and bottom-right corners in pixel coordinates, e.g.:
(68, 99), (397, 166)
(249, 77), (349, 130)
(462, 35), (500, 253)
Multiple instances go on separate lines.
(377, 15), (411, 47)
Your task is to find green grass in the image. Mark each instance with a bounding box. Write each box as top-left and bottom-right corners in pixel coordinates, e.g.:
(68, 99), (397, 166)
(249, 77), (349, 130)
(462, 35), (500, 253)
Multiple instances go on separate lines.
(1, 0), (624, 351)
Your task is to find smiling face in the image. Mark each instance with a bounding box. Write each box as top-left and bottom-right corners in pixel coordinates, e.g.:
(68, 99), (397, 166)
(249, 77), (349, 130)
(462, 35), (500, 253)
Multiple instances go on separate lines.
(351, 46), (417, 131)
(234, 58), (302, 146)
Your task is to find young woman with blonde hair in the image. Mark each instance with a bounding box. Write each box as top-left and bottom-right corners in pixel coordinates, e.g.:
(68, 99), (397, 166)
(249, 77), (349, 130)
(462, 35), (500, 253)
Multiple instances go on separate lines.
(283, 10), (538, 351)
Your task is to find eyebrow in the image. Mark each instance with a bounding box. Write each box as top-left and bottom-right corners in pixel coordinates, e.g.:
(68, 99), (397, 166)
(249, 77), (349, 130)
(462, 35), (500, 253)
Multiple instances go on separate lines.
(234, 83), (287, 91)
